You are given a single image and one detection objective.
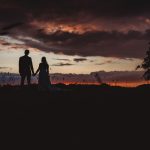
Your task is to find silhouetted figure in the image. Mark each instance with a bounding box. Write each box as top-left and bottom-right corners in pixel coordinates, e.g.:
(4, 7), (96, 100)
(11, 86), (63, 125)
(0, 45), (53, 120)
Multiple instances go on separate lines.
(94, 73), (102, 85)
(19, 50), (34, 86)
(34, 57), (50, 90)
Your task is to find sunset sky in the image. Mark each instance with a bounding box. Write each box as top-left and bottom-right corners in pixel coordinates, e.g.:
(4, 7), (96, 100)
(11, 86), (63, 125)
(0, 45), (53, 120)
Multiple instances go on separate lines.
(0, 0), (149, 77)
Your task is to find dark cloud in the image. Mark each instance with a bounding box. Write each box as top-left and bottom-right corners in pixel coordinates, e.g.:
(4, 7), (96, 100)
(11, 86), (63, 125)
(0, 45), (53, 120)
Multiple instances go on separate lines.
(20, 29), (149, 58)
(0, 0), (150, 29)
(53, 58), (70, 61)
(1, 24), (149, 58)
(0, 0), (150, 58)
(0, 67), (11, 70)
(0, 41), (11, 46)
(0, 0), (150, 21)
(51, 63), (73, 66)
(0, 32), (9, 36)
(95, 60), (113, 65)
(74, 58), (87, 62)
(1, 22), (24, 30)
(1, 42), (10, 46)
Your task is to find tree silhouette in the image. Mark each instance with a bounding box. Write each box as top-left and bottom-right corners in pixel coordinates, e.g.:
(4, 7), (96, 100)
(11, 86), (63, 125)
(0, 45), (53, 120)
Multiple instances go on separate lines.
(136, 43), (150, 80)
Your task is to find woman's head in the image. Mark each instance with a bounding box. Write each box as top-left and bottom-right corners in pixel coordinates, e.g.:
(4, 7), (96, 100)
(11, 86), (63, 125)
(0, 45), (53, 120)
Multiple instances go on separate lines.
(41, 57), (47, 64)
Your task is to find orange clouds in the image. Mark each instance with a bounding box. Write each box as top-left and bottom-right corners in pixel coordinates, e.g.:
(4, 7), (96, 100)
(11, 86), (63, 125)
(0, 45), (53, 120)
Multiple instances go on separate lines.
(30, 20), (100, 34)
(30, 16), (150, 36)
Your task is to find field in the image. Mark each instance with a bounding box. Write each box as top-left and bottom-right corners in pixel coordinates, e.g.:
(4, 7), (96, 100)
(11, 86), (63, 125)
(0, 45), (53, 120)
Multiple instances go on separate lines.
(0, 84), (149, 146)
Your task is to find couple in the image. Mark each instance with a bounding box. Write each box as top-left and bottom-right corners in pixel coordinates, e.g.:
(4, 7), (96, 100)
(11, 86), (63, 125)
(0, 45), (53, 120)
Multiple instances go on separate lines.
(19, 50), (50, 90)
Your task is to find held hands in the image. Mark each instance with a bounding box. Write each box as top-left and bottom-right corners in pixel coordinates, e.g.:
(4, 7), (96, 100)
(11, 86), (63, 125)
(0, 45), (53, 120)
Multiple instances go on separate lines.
(32, 73), (36, 76)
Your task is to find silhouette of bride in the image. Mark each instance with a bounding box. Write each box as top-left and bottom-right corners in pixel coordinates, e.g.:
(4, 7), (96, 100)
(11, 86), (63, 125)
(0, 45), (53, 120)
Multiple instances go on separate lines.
(34, 57), (51, 90)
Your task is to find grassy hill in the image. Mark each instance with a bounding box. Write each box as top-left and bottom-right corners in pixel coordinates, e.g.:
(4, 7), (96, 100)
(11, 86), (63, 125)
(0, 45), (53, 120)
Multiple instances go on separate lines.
(0, 84), (149, 145)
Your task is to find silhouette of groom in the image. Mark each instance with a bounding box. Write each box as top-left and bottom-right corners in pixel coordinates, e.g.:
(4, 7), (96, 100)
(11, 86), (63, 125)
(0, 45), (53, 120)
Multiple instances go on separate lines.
(19, 50), (34, 86)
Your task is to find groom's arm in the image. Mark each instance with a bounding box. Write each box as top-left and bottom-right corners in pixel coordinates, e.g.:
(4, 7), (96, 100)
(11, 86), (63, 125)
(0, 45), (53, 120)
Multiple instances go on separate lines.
(47, 65), (49, 75)
(30, 58), (34, 74)
(19, 57), (22, 75)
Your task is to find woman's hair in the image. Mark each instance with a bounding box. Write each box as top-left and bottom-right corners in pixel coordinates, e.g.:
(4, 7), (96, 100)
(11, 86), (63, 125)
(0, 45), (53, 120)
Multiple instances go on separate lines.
(41, 57), (48, 64)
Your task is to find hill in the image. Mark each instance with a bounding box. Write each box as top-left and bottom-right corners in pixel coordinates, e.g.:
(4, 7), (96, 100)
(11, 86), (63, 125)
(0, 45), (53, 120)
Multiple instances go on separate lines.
(0, 84), (149, 145)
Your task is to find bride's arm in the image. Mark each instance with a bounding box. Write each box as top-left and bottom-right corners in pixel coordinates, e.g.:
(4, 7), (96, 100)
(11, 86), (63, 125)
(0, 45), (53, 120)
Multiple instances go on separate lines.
(34, 65), (40, 75)
(47, 65), (49, 75)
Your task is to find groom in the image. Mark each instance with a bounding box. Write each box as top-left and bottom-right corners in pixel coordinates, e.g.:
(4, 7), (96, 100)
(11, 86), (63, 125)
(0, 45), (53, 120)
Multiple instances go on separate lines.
(19, 50), (34, 86)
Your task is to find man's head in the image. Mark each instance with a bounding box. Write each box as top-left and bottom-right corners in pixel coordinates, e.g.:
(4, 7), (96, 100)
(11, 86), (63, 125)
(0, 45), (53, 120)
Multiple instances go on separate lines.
(24, 49), (29, 56)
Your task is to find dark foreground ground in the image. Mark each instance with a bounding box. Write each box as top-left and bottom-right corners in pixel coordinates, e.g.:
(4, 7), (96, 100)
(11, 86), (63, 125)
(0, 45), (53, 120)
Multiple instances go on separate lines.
(0, 84), (149, 147)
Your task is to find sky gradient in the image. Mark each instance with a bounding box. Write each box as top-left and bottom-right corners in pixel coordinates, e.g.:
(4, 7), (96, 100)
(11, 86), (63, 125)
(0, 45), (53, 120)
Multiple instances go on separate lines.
(0, 0), (149, 83)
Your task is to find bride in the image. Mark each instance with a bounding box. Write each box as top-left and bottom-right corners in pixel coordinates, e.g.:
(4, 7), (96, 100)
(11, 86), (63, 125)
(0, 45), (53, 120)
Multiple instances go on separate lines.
(34, 57), (51, 90)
